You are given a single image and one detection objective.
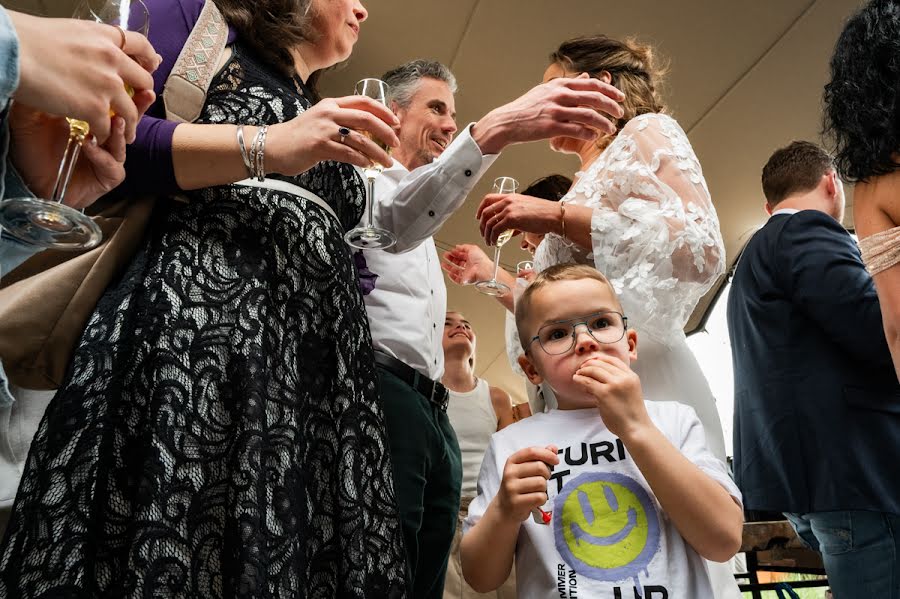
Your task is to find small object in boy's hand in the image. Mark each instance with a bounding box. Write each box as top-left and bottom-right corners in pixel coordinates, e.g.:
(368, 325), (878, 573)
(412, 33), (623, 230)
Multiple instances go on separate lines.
(531, 507), (552, 525)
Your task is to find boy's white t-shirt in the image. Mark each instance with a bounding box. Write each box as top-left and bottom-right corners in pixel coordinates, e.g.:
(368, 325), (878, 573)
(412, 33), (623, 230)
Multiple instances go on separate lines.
(464, 402), (742, 599)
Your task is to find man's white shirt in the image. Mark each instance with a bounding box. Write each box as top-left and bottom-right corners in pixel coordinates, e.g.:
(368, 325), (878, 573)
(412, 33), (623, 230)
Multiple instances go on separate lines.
(358, 125), (497, 380)
(770, 208), (800, 218)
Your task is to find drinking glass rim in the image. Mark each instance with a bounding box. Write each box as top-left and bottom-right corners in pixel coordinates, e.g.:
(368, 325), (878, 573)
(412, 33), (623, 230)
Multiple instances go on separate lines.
(493, 176), (519, 193)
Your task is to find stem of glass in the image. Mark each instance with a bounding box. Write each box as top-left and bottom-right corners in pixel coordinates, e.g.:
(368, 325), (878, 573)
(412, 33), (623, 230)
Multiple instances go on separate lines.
(366, 176), (376, 229)
(50, 125), (85, 203)
(491, 245), (502, 282)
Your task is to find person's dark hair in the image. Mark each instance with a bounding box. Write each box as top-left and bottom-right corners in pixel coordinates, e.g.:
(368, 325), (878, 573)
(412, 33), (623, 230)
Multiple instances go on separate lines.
(214, 0), (323, 92)
(823, 0), (900, 182)
(550, 35), (667, 133)
(761, 141), (834, 207)
(522, 174), (572, 202)
(380, 60), (457, 108)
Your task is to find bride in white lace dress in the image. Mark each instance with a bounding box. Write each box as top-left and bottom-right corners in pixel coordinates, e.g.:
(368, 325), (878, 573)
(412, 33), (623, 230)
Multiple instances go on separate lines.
(443, 35), (739, 598)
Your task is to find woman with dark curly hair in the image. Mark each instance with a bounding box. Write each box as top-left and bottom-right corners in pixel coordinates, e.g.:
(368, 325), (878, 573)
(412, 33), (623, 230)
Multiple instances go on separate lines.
(824, 0), (900, 379)
(0, 0), (409, 597)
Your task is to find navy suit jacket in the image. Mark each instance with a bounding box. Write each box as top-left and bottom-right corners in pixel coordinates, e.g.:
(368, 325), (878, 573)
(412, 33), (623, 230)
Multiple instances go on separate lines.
(727, 209), (900, 515)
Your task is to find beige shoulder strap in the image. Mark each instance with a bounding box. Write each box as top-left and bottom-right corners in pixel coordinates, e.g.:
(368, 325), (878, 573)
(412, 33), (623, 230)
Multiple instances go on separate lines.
(163, 0), (229, 123)
(859, 225), (900, 276)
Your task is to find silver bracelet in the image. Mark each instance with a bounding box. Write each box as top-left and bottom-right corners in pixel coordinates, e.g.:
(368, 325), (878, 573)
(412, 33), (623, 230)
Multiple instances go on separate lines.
(248, 126), (260, 179)
(236, 125), (253, 177)
(254, 124), (269, 181)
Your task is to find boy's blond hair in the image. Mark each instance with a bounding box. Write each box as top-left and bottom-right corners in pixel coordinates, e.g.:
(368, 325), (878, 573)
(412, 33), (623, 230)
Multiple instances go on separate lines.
(515, 263), (622, 348)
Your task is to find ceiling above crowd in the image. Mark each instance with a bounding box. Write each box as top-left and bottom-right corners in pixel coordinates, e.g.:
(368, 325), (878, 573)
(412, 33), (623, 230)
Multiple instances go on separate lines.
(12, 0), (864, 403)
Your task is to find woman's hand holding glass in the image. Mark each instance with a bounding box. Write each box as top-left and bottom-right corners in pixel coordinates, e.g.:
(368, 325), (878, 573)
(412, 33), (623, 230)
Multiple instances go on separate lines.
(473, 177), (519, 295)
(265, 95), (398, 177)
(477, 190), (563, 247)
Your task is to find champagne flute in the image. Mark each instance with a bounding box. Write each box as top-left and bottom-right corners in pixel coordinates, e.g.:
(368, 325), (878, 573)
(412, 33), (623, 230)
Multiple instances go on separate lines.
(0, 0), (149, 250)
(475, 176), (519, 296)
(344, 78), (397, 250)
(516, 260), (535, 280)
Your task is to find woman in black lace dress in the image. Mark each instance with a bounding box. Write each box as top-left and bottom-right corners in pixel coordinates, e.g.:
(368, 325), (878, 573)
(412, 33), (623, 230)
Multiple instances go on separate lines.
(0, 0), (408, 597)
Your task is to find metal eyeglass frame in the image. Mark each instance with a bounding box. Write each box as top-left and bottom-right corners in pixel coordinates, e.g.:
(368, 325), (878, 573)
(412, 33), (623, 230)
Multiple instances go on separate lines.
(524, 311), (628, 355)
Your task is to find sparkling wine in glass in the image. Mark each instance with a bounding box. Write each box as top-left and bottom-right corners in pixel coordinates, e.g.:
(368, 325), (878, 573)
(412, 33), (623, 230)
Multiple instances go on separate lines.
(0, 0), (149, 250)
(344, 78), (397, 250)
(361, 131), (391, 179)
(475, 176), (519, 296)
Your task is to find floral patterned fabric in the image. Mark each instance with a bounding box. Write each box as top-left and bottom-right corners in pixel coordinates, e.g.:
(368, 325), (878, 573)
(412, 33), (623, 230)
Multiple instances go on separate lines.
(0, 45), (408, 599)
(534, 113), (725, 346)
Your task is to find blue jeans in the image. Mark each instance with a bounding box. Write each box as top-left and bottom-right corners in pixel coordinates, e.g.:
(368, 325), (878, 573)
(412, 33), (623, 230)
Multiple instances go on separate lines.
(784, 510), (900, 598)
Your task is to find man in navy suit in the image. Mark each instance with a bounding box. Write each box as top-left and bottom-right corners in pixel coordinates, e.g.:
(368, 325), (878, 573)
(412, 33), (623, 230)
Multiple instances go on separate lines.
(728, 141), (900, 597)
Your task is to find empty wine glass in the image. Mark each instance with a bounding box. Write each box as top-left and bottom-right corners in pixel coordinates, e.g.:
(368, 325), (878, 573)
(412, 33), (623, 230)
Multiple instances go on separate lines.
(344, 78), (397, 250)
(0, 0), (149, 250)
(475, 176), (519, 296)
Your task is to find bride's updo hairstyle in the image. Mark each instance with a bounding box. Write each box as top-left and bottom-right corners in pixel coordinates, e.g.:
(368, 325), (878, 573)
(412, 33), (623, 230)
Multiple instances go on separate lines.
(550, 35), (667, 134)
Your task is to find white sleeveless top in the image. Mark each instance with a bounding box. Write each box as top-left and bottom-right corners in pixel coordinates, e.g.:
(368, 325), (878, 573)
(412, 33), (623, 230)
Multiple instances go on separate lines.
(446, 378), (497, 497)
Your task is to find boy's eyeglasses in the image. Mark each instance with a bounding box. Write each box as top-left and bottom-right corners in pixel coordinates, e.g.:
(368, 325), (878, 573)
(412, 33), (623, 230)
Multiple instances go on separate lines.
(525, 311), (628, 356)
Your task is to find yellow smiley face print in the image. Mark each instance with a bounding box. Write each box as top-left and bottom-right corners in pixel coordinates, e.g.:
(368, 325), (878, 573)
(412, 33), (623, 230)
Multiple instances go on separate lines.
(553, 472), (660, 582)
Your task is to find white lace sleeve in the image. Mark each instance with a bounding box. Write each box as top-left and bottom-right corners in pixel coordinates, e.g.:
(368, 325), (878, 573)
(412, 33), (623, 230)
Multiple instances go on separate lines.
(549, 113), (725, 344)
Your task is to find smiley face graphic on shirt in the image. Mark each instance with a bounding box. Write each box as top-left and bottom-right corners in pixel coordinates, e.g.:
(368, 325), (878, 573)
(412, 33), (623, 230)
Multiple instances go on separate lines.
(553, 471), (661, 582)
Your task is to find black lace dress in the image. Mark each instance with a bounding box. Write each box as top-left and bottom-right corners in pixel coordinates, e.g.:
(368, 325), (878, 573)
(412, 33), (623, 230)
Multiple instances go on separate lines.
(0, 45), (408, 599)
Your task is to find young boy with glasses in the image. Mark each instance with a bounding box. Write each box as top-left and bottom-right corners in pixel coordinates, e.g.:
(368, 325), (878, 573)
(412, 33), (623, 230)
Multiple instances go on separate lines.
(460, 263), (743, 598)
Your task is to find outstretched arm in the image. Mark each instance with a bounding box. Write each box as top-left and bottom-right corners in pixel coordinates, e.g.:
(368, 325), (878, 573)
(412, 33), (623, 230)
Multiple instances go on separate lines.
(442, 244), (517, 312)
(371, 126), (497, 253)
(471, 75), (623, 155)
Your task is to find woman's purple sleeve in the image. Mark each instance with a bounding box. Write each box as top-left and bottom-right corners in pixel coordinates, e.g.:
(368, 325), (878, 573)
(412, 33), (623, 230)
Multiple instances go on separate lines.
(122, 0), (236, 195)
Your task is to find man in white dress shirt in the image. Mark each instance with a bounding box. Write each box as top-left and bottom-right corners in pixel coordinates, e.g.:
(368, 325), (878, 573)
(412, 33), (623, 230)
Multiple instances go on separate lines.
(357, 60), (624, 599)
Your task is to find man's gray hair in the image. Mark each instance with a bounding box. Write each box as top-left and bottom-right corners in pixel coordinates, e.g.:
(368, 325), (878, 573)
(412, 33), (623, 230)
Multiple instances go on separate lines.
(381, 60), (458, 108)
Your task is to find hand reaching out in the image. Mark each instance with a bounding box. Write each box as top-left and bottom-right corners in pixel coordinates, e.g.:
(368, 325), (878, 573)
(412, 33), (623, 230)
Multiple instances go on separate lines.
(471, 75), (625, 155)
(442, 244), (497, 285)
